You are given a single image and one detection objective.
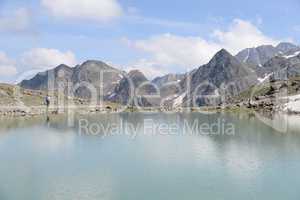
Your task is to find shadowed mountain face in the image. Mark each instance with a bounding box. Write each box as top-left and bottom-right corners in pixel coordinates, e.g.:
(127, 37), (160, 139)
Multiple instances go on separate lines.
(276, 42), (299, 53)
(71, 60), (123, 98)
(176, 49), (258, 106)
(235, 42), (300, 68)
(257, 54), (300, 80)
(20, 60), (124, 99)
(152, 74), (185, 88)
(107, 70), (158, 106)
(20, 64), (73, 91)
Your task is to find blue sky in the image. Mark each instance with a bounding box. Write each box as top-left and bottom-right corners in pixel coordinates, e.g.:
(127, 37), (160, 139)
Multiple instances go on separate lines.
(0, 0), (300, 82)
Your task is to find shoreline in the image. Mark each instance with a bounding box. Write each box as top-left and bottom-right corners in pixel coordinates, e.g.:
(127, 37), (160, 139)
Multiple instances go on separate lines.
(0, 104), (298, 119)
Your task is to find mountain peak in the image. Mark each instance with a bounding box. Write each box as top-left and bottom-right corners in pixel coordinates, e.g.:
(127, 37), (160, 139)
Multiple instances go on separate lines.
(276, 42), (298, 52)
(214, 49), (233, 58)
(208, 49), (235, 65)
(218, 48), (231, 55)
(235, 43), (299, 67)
(77, 60), (119, 72)
(54, 64), (72, 71)
(128, 69), (142, 74)
(257, 44), (274, 49)
(128, 70), (146, 78)
(81, 60), (107, 66)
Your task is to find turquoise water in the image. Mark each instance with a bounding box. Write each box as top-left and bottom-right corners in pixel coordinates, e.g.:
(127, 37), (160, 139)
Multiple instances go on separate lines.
(0, 113), (300, 200)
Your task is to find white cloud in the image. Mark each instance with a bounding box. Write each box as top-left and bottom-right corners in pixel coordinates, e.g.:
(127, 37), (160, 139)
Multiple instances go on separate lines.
(126, 59), (170, 79)
(21, 48), (77, 70)
(42, 0), (123, 22)
(0, 52), (17, 77)
(213, 19), (279, 54)
(0, 8), (32, 33)
(126, 34), (220, 70)
(125, 19), (281, 76)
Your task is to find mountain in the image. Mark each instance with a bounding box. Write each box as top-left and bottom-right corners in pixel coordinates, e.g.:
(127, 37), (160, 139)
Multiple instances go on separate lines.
(257, 52), (300, 80)
(20, 60), (124, 99)
(19, 42), (300, 109)
(235, 42), (300, 67)
(152, 74), (185, 88)
(276, 42), (299, 53)
(71, 60), (123, 98)
(18, 50), (259, 108)
(20, 64), (73, 91)
(107, 70), (157, 106)
(173, 49), (258, 106)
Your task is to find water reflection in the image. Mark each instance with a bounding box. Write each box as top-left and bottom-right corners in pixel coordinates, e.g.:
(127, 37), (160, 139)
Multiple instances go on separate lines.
(0, 113), (300, 200)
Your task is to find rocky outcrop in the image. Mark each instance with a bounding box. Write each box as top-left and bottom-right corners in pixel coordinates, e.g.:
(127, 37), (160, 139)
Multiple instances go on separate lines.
(20, 60), (124, 99)
(176, 49), (258, 107)
(152, 74), (184, 88)
(108, 70), (157, 107)
(236, 42), (300, 68)
(257, 53), (300, 80)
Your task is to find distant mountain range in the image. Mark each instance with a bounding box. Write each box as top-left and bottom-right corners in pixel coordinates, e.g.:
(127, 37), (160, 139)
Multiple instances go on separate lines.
(20, 60), (124, 98)
(235, 42), (300, 73)
(19, 42), (300, 108)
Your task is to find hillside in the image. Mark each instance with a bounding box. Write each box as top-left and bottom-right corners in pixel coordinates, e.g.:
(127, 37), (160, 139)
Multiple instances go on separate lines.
(0, 83), (121, 117)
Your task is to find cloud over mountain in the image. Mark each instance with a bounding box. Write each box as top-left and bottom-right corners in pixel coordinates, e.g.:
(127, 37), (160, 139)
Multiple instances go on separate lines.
(20, 48), (77, 70)
(213, 19), (279, 54)
(124, 19), (280, 77)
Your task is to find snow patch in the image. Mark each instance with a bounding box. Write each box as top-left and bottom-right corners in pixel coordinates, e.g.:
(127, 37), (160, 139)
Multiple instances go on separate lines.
(173, 92), (186, 107)
(163, 94), (178, 101)
(281, 94), (300, 101)
(258, 73), (273, 83)
(282, 94), (300, 113)
(108, 92), (116, 99)
(243, 49), (250, 63)
(283, 51), (300, 59)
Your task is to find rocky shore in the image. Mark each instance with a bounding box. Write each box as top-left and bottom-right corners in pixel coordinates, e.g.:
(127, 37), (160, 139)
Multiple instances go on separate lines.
(2, 79), (300, 118)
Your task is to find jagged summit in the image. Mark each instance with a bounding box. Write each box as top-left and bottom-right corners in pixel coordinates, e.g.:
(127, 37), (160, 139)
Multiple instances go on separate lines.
(276, 42), (299, 52)
(19, 60), (123, 97)
(210, 48), (233, 59)
(128, 70), (147, 79)
(152, 73), (184, 88)
(236, 42), (300, 67)
(207, 49), (244, 70)
(81, 60), (107, 66)
(214, 48), (232, 57)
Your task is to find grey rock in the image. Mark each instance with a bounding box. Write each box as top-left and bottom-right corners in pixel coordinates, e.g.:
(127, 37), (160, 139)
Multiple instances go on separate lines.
(152, 74), (184, 88)
(20, 60), (124, 99)
(236, 42), (300, 67)
(276, 42), (299, 53)
(179, 49), (258, 106)
(262, 54), (300, 80)
(108, 70), (157, 106)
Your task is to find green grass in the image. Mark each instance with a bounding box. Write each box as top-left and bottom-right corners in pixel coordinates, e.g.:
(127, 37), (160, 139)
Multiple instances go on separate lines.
(234, 76), (300, 102)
